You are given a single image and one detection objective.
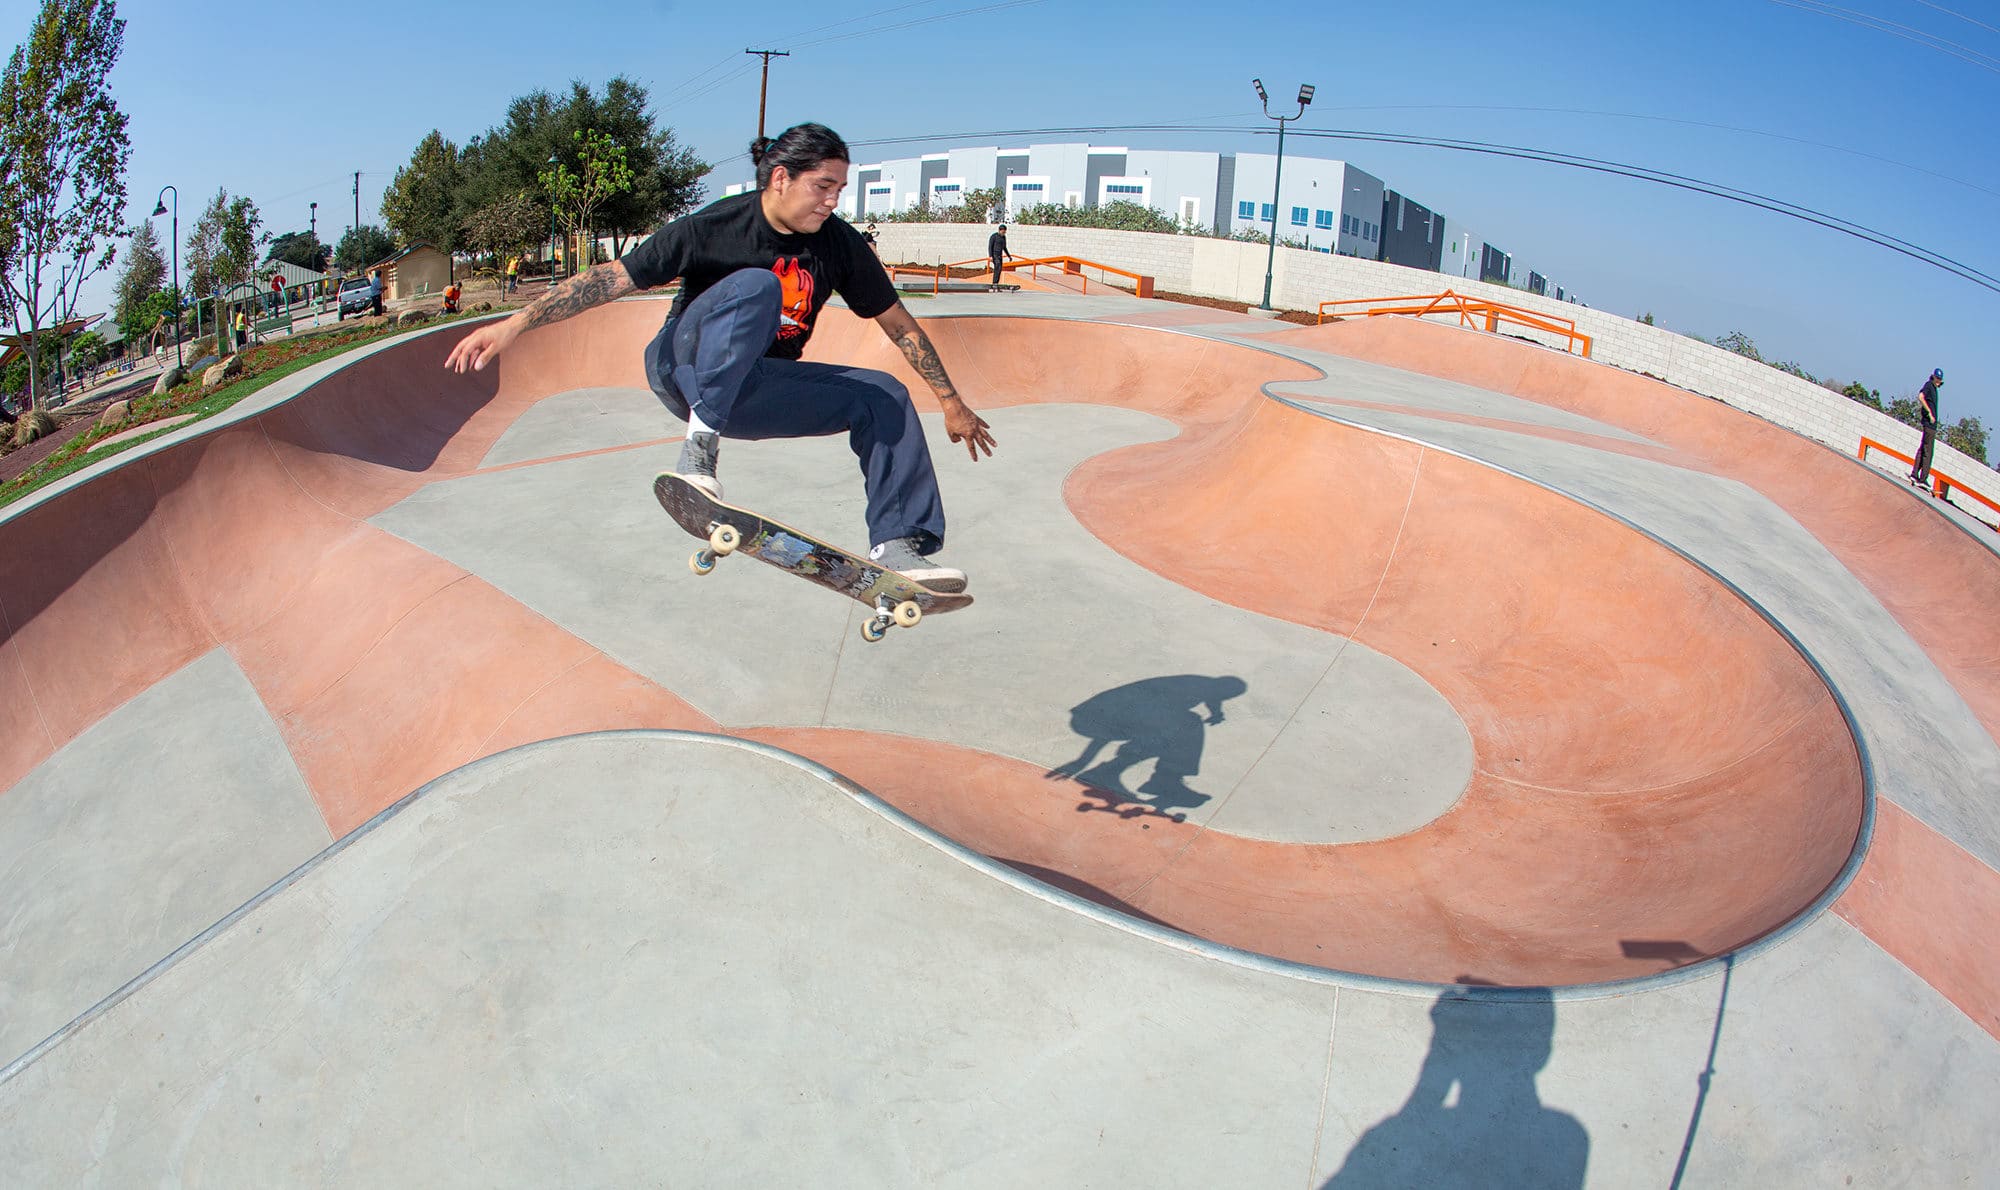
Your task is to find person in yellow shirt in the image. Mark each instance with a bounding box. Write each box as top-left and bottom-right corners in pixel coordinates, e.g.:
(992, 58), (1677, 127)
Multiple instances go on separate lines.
(505, 256), (519, 294)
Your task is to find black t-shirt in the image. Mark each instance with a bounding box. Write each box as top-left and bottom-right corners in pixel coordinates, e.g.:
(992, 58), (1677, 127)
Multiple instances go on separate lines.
(988, 231), (1008, 258)
(1920, 377), (1942, 424)
(622, 192), (898, 360)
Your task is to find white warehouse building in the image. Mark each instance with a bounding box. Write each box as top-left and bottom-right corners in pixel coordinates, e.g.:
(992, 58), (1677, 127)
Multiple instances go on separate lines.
(723, 140), (1577, 299)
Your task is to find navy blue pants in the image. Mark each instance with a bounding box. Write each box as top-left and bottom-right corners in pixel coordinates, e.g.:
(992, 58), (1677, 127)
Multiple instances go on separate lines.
(644, 268), (947, 553)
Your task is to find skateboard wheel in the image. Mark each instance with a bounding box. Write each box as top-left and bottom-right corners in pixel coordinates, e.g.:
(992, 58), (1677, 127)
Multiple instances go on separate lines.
(860, 617), (889, 643)
(690, 550), (716, 575)
(709, 524), (740, 555)
(892, 600), (922, 628)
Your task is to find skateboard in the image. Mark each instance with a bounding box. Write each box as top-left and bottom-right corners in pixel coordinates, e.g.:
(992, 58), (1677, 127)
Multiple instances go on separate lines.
(653, 472), (972, 642)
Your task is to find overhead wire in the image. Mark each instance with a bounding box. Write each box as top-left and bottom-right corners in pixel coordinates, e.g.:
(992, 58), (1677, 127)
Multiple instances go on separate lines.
(1766, 0), (2000, 72)
(844, 122), (2000, 296)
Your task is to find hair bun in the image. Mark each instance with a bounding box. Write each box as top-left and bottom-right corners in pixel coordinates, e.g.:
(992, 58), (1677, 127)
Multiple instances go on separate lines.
(749, 137), (773, 165)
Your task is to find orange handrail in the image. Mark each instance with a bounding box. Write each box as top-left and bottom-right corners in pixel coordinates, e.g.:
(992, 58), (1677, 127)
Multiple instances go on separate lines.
(943, 254), (1156, 299)
(1317, 289), (1593, 358)
(1859, 437), (2000, 526)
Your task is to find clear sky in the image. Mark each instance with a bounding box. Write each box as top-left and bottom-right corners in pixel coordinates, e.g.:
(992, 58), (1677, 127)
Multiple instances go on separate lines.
(9, 0), (1997, 436)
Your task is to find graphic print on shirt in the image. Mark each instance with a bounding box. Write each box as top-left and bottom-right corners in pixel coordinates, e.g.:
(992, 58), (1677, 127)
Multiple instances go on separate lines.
(772, 257), (816, 341)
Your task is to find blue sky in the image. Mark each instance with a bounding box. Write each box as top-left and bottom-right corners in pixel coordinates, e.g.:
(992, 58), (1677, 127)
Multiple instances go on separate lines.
(10, 0), (1997, 434)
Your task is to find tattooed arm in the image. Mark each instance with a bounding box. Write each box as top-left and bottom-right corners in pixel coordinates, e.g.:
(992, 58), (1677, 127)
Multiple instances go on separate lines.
(444, 260), (639, 374)
(875, 301), (997, 460)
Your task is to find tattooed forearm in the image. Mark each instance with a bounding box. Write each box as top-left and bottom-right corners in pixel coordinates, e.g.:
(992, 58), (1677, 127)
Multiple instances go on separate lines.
(893, 328), (959, 399)
(517, 262), (635, 331)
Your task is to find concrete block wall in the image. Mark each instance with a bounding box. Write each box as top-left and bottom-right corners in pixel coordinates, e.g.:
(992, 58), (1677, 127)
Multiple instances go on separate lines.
(872, 223), (2000, 522)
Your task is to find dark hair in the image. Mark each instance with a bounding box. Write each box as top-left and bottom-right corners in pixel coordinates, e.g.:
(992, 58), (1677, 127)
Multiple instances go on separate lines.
(750, 123), (849, 189)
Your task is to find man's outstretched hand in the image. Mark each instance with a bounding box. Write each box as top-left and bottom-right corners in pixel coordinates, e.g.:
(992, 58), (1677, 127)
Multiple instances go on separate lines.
(941, 396), (997, 460)
(443, 318), (520, 373)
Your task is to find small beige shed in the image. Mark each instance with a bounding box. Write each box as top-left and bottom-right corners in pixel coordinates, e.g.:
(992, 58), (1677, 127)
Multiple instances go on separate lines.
(370, 244), (451, 303)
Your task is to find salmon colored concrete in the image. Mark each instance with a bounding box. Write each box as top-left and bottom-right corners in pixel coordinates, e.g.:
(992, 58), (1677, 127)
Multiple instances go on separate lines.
(1835, 799), (2000, 1038)
(0, 304), (707, 831)
(1269, 316), (2000, 751)
(0, 305), (1879, 988)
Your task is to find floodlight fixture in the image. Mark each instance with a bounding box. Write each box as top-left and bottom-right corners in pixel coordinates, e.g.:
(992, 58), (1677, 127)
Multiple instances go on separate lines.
(1298, 83), (1315, 106)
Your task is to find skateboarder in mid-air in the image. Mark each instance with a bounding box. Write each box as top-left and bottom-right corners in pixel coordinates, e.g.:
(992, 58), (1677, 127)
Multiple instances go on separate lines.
(444, 122), (997, 591)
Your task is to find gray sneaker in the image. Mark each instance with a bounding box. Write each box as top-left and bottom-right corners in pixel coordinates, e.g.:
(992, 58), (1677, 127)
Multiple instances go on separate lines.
(677, 431), (721, 499)
(869, 536), (967, 592)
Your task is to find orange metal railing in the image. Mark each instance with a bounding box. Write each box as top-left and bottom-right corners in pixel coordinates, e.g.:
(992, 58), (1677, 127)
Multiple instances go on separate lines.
(1317, 289), (1593, 358)
(1858, 437), (2000, 527)
(943, 254), (1156, 299)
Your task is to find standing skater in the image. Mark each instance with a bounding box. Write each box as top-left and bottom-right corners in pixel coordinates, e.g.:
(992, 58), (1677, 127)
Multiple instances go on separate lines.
(1911, 367), (1944, 488)
(443, 122), (997, 591)
(987, 222), (1014, 290)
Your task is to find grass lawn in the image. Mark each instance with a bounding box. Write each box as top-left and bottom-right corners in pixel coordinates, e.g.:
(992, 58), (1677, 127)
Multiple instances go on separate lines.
(1, 313), (482, 512)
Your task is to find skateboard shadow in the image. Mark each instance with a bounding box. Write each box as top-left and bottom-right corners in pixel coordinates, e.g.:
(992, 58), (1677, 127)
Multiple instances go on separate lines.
(1322, 980), (1588, 1188)
(1043, 675), (1248, 817)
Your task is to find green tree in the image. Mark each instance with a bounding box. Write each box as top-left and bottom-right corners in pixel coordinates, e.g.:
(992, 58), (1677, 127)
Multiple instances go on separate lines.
(381, 129), (464, 256)
(461, 192), (548, 268)
(1639, 312), (1655, 326)
(539, 128), (632, 277)
(458, 80), (704, 259)
(0, 0), (131, 413)
(184, 189), (264, 352)
(118, 284), (175, 347)
(265, 230), (328, 271)
(1837, 380), (1883, 412)
(66, 327), (105, 367)
(114, 216), (165, 334)
(1713, 330), (1761, 361)
(1943, 417), (1987, 464)
(333, 224), (397, 272)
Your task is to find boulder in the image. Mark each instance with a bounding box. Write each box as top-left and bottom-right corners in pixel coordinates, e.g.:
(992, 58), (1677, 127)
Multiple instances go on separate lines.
(202, 354), (245, 389)
(98, 399), (131, 424)
(397, 309), (431, 327)
(153, 365), (185, 395)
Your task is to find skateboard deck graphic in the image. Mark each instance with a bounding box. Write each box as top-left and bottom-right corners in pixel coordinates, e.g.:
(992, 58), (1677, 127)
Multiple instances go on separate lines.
(654, 472), (971, 641)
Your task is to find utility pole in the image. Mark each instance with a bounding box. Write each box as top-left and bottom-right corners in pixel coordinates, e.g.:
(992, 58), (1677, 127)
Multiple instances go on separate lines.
(744, 49), (790, 139)
(352, 172), (361, 235)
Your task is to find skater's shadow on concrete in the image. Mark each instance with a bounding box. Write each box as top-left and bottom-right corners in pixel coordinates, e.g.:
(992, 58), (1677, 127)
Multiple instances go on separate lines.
(1323, 979), (1588, 1188)
(1044, 675), (1247, 817)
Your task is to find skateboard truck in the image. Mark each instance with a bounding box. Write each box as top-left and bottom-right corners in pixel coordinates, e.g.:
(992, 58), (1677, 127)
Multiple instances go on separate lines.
(689, 516), (923, 643)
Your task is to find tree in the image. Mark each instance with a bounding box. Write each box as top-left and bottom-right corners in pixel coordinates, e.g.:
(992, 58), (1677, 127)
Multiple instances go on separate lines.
(333, 224), (396, 272)
(1639, 312), (1655, 326)
(0, 0), (131, 413)
(458, 80), (704, 259)
(184, 189), (264, 352)
(118, 284), (175, 347)
(461, 192), (548, 266)
(66, 327), (105, 368)
(1713, 330), (1761, 361)
(1837, 380), (1883, 412)
(539, 128), (632, 277)
(265, 230), (328, 271)
(381, 129), (463, 256)
(1944, 417), (1987, 464)
(114, 216), (165, 333)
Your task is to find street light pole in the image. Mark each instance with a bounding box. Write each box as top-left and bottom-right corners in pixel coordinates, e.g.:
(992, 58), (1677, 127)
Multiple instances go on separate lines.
(151, 184), (182, 371)
(1252, 78), (1314, 311)
(310, 201), (317, 238)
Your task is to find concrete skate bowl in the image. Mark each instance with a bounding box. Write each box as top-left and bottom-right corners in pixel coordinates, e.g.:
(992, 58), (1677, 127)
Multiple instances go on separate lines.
(0, 304), (1865, 1060)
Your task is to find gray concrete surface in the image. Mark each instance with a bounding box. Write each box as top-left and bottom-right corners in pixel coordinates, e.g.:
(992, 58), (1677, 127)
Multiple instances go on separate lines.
(0, 649), (327, 1068)
(375, 401), (1475, 844)
(3, 733), (1991, 1186)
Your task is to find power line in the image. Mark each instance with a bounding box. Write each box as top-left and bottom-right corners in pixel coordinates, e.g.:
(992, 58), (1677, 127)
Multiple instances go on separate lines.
(1767, 0), (2000, 72)
(843, 122), (2000, 296)
(1317, 103), (2000, 201)
(1909, 0), (2000, 37)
